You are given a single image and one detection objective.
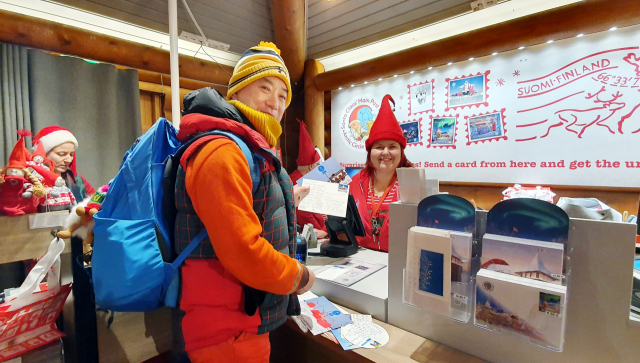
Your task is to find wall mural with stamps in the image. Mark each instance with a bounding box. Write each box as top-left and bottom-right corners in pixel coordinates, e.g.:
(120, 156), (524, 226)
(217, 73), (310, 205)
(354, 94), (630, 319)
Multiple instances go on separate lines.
(331, 24), (640, 188)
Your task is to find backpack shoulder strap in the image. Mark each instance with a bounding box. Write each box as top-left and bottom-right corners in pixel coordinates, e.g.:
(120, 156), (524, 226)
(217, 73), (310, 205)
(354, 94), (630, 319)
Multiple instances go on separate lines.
(171, 130), (261, 266)
(209, 130), (260, 195)
(178, 130), (260, 195)
(172, 228), (208, 268)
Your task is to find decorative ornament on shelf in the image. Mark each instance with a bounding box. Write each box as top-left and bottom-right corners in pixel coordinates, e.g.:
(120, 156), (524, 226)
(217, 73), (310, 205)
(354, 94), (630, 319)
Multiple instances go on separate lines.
(0, 130), (47, 216)
(57, 184), (109, 255)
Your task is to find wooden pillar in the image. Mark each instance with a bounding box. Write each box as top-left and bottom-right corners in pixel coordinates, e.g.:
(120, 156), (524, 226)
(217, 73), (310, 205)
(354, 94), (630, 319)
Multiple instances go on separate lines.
(0, 10), (233, 86)
(271, 0), (306, 85)
(304, 59), (325, 154)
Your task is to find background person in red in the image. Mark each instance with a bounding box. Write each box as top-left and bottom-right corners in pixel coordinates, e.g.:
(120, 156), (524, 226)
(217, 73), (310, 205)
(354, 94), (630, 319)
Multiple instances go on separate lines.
(348, 95), (413, 252)
(32, 126), (95, 201)
(288, 119), (328, 238)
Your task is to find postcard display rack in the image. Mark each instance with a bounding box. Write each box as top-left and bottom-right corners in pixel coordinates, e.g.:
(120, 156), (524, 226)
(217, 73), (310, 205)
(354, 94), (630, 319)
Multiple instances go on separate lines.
(402, 195), (477, 324)
(389, 198), (640, 363)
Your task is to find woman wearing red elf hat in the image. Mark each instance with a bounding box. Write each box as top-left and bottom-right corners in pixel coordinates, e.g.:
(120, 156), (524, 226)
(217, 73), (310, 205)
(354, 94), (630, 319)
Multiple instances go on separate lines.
(32, 126), (95, 200)
(348, 95), (413, 252)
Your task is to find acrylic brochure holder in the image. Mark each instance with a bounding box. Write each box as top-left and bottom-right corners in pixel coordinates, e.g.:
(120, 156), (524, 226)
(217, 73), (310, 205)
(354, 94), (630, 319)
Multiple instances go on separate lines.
(402, 195), (476, 323)
(388, 201), (639, 363)
(396, 167), (439, 205)
(474, 199), (571, 352)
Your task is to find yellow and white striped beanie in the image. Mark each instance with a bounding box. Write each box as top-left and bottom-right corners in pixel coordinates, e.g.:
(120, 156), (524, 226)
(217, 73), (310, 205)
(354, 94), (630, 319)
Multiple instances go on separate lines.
(227, 42), (291, 107)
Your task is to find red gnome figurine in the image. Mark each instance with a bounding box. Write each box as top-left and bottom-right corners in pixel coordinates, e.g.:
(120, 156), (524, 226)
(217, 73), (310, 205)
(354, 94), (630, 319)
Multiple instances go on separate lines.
(0, 130), (47, 216)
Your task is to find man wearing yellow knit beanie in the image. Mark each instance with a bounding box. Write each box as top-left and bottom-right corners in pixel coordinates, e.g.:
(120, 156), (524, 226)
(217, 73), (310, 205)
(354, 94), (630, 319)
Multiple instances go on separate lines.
(174, 42), (315, 363)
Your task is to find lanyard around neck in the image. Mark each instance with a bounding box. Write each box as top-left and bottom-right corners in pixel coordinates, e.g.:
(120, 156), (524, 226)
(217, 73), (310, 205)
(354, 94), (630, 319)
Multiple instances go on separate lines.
(369, 175), (397, 218)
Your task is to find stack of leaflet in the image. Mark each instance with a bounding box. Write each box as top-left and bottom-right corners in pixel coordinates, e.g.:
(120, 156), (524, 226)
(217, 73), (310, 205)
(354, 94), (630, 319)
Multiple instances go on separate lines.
(295, 292), (389, 350)
(298, 296), (353, 335)
(404, 226), (474, 321)
(476, 233), (567, 351)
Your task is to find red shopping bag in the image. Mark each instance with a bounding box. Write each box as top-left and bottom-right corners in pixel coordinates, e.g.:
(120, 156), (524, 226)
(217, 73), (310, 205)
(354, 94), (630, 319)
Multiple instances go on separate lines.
(0, 237), (71, 362)
(0, 284), (72, 362)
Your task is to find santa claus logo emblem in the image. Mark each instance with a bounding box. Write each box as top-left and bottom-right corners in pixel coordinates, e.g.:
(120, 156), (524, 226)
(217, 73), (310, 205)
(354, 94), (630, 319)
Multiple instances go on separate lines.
(339, 96), (380, 149)
(482, 281), (494, 292)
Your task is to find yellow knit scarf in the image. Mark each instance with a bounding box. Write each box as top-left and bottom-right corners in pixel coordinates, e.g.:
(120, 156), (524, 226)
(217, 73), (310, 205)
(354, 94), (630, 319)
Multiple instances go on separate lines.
(228, 100), (282, 147)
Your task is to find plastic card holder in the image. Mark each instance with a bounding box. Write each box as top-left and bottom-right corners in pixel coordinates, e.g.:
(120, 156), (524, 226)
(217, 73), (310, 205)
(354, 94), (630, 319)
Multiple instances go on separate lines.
(474, 268), (567, 351)
(474, 233), (572, 352)
(403, 226), (475, 322)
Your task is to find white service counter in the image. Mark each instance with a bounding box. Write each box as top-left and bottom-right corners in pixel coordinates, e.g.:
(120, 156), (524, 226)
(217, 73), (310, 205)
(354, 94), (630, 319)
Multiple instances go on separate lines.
(306, 246), (389, 322)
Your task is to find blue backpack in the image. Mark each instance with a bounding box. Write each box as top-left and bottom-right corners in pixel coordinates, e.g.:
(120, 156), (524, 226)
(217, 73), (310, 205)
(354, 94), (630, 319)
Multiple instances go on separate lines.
(92, 118), (261, 312)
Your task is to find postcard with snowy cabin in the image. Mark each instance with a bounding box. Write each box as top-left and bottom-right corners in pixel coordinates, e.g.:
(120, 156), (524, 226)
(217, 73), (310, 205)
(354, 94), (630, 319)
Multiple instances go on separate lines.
(475, 269), (567, 351)
(480, 234), (564, 285)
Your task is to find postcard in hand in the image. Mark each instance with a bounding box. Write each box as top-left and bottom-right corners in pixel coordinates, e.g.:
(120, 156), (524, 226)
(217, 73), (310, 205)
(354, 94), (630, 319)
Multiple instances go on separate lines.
(296, 157), (352, 186)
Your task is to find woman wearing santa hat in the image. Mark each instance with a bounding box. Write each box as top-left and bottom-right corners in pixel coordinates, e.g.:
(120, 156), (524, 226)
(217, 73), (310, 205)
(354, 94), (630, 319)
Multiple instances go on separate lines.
(32, 126), (95, 201)
(348, 95), (413, 252)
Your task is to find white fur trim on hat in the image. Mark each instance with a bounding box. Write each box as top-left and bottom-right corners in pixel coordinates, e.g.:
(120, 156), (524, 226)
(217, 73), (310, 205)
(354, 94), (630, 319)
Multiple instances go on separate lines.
(37, 130), (78, 154)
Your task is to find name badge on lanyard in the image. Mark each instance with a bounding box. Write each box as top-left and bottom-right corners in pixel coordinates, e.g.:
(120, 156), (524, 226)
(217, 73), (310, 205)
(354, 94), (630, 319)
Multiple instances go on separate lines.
(368, 176), (397, 239)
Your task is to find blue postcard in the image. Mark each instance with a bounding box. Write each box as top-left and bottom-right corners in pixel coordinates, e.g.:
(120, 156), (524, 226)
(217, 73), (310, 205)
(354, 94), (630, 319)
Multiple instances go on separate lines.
(468, 112), (503, 141)
(296, 157), (352, 186)
(401, 121), (421, 144)
(419, 250), (445, 297)
(430, 117), (457, 145)
(449, 74), (486, 107)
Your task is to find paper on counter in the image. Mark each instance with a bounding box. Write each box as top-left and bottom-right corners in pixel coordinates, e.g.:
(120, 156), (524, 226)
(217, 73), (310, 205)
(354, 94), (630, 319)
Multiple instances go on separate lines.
(300, 296), (353, 335)
(316, 265), (352, 280)
(312, 258), (386, 287)
(297, 291), (319, 302)
(332, 328), (359, 351)
(341, 322), (390, 349)
(299, 301), (331, 335)
(298, 179), (349, 218)
(349, 314), (372, 324)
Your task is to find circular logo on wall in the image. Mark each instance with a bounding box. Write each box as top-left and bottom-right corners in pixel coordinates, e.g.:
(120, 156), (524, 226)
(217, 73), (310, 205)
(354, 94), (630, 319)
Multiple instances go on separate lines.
(482, 281), (494, 292)
(339, 96), (380, 150)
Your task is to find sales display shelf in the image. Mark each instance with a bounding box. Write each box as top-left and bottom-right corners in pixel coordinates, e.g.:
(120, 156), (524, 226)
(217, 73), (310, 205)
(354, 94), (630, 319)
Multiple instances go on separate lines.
(388, 202), (639, 363)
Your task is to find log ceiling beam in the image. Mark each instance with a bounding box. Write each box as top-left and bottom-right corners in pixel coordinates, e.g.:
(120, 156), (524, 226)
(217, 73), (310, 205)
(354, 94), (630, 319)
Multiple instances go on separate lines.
(315, 0), (640, 92)
(0, 10), (233, 86)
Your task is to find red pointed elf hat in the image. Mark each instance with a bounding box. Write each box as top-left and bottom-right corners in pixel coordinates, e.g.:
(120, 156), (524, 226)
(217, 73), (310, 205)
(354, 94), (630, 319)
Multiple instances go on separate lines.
(33, 140), (47, 159)
(31, 164), (60, 187)
(6, 130), (31, 170)
(365, 95), (407, 150)
(296, 119), (321, 166)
